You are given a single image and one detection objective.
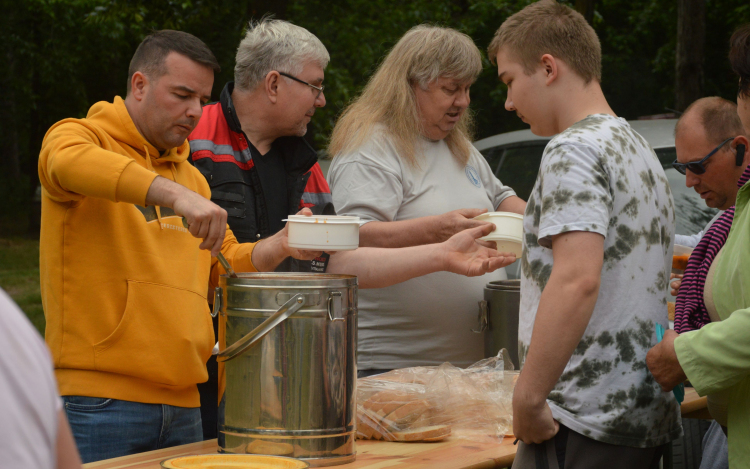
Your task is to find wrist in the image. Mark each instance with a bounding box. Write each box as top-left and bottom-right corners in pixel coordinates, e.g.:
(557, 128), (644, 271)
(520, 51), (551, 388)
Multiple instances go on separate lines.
(252, 232), (287, 272)
(146, 176), (180, 208)
(162, 179), (183, 209)
(514, 374), (551, 408)
(430, 215), (448, 243)
(432, 241), (450, 273)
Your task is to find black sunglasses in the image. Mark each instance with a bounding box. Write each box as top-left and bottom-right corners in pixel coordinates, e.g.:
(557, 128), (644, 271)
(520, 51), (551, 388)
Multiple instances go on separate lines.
(672, 137), (735, 175)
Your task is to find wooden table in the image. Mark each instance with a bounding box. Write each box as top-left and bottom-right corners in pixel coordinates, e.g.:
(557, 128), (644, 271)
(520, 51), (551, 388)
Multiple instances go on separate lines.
(83, 437), (518, 469)
(84, 389), (708, 469)
(681, 387), (710, 420)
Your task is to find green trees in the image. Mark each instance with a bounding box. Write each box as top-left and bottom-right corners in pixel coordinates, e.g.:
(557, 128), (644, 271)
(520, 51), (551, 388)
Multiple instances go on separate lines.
(1, 0), (748, 235)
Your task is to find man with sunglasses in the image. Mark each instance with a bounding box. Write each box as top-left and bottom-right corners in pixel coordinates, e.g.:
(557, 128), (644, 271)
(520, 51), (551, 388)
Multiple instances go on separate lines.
(672, 98), (749, 213)
(653, 96), (747, 469)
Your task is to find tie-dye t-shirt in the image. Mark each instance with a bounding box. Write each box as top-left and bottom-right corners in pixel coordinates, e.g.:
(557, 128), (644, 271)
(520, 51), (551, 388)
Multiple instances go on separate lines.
(518, 114), (683, 447)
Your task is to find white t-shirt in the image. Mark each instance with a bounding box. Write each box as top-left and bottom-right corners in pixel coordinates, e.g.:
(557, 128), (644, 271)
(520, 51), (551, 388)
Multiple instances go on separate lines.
(0, 288), (61, 468)
(519, 114), (682, 447)
(329, 127), (517, 369)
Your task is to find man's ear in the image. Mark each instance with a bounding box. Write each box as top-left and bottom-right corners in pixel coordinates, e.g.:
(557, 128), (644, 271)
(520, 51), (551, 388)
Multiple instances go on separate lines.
(265, 71), (280, 104)
(130, 72), (148, 101)
(540, 54), (558, 85)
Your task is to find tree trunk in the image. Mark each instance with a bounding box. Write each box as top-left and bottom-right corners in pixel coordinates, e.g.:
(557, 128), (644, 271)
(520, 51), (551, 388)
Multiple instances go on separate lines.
(575, 0), (596, 25)
(675, 0), (705, 112)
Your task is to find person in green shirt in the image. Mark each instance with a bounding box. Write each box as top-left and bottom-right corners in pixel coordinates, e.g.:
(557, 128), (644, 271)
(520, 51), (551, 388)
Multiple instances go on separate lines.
(647, 23), (750, 468)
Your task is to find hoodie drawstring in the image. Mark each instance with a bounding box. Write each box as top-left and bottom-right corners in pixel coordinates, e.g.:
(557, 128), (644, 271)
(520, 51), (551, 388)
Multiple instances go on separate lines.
(169, 162), (178, 186)
(144, 144), (163, 229)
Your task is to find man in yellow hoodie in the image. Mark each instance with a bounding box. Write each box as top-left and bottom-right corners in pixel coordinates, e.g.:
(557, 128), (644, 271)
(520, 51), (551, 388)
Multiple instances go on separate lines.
(38, 30), (245, 463)
(39, 29), (517, 463)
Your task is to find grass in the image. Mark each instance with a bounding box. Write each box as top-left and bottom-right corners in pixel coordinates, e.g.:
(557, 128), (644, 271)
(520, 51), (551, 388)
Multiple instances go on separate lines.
(0, 238), (44, 335)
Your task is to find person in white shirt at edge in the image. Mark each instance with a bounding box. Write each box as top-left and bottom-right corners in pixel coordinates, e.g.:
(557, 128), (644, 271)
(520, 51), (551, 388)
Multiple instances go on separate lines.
(0, 287), (82, 469)
(490, 2), (681, 468)
(327, 25), (526, 377)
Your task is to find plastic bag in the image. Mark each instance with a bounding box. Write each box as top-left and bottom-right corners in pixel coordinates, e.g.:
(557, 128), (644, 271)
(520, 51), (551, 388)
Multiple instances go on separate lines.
(356, 350), (518, 442)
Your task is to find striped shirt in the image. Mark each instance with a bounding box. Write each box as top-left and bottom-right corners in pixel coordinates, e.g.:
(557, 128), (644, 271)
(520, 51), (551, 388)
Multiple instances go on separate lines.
(674, 164), (750, 332)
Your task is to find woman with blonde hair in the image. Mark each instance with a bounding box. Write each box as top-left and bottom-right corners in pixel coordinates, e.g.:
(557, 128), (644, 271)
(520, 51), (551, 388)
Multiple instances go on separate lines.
(328, 25), (525, 376)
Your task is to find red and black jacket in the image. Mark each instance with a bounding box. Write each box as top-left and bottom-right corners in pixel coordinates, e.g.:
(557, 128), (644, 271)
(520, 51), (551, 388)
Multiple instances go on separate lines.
(189, 82), (333, 272)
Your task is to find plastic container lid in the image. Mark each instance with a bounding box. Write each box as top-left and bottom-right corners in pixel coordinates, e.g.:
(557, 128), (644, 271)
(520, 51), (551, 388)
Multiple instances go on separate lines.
(474, 212), (524, 222)
(283, 215), (361, 225)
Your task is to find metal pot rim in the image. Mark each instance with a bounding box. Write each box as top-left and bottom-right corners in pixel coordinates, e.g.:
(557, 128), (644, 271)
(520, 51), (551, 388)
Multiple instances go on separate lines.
(485, 279), (520, 291)
(223, 272), (358, 287)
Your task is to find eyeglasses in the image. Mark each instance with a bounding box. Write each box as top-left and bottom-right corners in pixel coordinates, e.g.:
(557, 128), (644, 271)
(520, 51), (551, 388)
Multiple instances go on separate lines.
(278, 72), (324, 99)
(672, 137), (736, 175)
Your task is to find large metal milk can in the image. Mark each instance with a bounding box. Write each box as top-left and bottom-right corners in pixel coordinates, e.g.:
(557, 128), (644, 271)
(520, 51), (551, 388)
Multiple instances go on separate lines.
(214, 273), (358, 466)
(473, 279), (520, 369)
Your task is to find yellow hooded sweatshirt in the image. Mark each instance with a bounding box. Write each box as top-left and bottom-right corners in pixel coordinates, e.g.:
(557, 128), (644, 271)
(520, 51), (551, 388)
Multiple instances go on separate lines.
(38, 96), (256, 408)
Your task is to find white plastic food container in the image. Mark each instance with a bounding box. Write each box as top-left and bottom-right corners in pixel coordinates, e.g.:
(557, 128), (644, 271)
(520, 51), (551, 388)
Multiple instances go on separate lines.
(473, 212), (524, 257)
(284, 215), (361, 251)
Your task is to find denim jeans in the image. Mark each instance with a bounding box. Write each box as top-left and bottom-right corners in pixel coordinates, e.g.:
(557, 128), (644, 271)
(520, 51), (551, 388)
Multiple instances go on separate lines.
(63, 396), (202, 463)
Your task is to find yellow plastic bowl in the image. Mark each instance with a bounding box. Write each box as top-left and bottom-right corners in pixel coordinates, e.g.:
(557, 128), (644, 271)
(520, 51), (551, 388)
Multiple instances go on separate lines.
(160, 454), (309, 469)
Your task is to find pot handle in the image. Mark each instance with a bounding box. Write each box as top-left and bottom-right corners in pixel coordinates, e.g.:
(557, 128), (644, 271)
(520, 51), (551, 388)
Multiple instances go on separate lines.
(211, 287), (222, 318)
(472, 300), (489, 333)
(216, 293), (307, 363)
(328, 291), (345, 322)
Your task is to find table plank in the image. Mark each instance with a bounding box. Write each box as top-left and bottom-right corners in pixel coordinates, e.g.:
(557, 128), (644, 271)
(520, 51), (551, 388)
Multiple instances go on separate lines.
(681, 387), (711, 420)
(84, 388), (707, 469)
(83, 437), (516, 469)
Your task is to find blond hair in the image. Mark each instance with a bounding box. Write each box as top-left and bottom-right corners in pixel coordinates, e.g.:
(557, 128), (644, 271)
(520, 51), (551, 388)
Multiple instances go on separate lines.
(328, 25), (482, 167)
(488, 0), (601, 84)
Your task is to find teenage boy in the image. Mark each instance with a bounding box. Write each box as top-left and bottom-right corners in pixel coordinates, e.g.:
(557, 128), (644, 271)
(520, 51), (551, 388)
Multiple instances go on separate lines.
(488, 1), (682, 467)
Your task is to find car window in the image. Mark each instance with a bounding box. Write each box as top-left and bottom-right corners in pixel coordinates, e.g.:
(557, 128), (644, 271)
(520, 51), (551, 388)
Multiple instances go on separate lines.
(480, 143), (718, 236)
(482, 146), (505, 179)
(480, 143), (547, 201)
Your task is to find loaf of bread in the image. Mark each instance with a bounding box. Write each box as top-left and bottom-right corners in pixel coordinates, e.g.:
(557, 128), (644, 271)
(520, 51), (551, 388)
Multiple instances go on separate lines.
(357, 360), (517, 442)
(392, 425), (451, 442)
(357, 390), (449, 442)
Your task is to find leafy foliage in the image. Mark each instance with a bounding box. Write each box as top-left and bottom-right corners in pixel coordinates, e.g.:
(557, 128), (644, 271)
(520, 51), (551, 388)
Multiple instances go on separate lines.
(1, 0), (749, 235)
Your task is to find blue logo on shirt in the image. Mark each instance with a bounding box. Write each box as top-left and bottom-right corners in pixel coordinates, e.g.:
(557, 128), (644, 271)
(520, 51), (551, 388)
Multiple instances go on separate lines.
(465, 165), (481, 187)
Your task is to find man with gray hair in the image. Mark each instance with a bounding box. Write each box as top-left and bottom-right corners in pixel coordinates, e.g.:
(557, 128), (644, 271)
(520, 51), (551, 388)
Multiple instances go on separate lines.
(188, 18), (331, 439)
(189, 18), (331, 259)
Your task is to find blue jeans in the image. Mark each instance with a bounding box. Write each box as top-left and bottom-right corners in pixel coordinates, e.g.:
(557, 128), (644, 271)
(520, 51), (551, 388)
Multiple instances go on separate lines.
(63, 396), (202, 463)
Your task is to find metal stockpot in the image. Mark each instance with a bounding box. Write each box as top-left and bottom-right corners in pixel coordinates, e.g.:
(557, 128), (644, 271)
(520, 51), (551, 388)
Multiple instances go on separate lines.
(474, 280), (520, 369)
(214, 273), (358, 466)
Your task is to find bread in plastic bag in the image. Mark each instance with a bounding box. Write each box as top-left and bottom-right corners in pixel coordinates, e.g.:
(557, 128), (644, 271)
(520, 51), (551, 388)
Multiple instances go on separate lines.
(356, 350), (518, 442)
